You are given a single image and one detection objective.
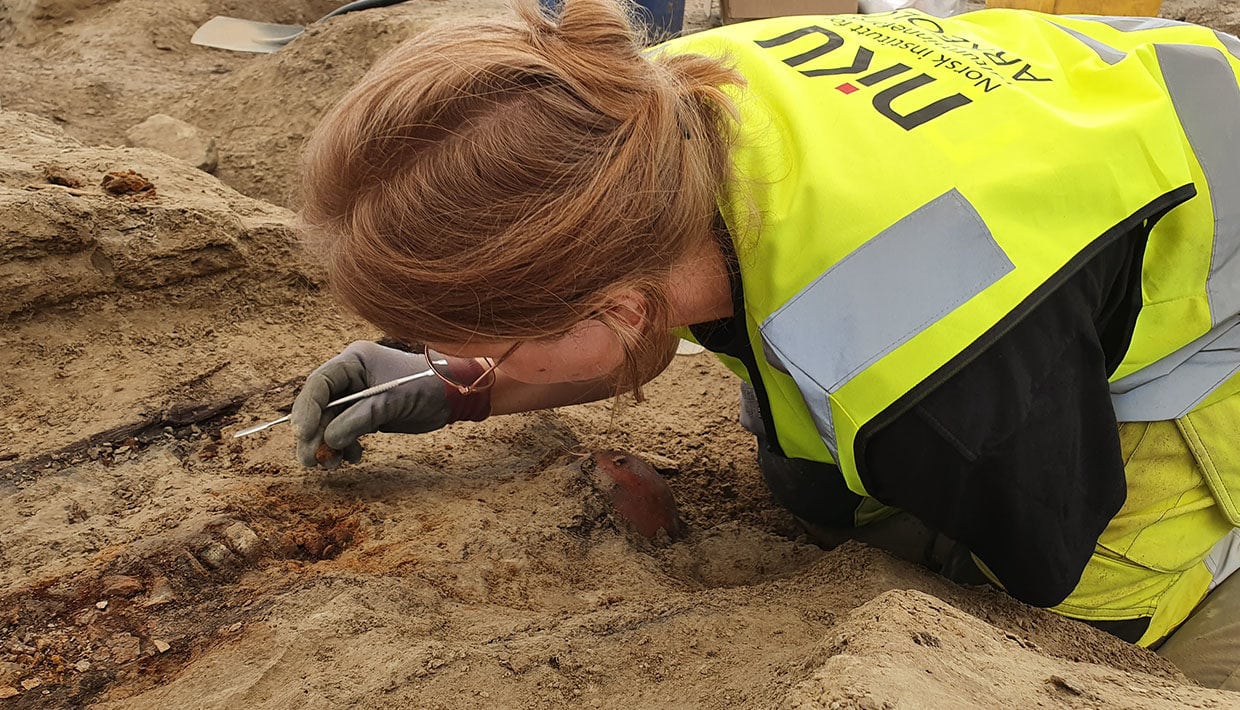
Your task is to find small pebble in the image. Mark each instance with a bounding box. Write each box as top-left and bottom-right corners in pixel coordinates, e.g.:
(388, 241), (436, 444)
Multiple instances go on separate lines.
(221, 522), (261, 560)
(95, 600), (108, 610)
(196, 541), (234, 570)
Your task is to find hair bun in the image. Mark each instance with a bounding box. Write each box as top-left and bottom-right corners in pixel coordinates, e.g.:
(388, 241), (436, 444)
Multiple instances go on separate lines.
(515, 0), (664, 123)
(522, 0), (643, 60)
(557, 0), (642, 51)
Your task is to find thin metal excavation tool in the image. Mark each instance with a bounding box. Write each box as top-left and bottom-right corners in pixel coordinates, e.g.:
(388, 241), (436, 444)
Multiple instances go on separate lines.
(235, 339), (703, 439)
(232, 368), (438, 438)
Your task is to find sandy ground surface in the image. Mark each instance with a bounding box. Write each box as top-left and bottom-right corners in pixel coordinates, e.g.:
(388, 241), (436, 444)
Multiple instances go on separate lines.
(1, 0), (1240, 708)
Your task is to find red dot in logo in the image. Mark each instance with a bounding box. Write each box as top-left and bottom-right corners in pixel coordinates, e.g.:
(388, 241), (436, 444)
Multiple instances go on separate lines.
(836, 83), (859, 94)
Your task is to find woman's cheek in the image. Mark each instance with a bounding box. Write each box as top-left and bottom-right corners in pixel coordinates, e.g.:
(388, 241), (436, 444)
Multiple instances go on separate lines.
(500, 361), (606, 385)
(498, 363), (560, 385)
(501, 345), (623, 384)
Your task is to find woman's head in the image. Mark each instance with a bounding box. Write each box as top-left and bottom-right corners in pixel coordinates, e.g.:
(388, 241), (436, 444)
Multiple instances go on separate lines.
(300, 0), (739, 394)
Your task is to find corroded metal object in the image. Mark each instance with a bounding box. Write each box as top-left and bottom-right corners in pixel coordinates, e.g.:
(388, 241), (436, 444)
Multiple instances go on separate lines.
(589, 449), (683, 540)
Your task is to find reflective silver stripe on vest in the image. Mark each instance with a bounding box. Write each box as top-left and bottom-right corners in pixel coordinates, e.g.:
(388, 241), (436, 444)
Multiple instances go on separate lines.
(1043, 24), (1240, 329)
(1214, 30), (1240, 60)
(1051, 30), (1240, 419)
(758, 189), (1013, 458)
(1072, 16), (1192, 32)
(1049, 22), (1126, 65)
(1112, 316), (1240, 421)
(1068, 15), (1240, 61)
(1156, 43), (1240, 327)
(1205, 528), (1240, 591)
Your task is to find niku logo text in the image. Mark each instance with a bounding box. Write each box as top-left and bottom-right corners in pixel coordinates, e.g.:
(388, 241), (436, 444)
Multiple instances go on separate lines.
(756, 26), (974, 131)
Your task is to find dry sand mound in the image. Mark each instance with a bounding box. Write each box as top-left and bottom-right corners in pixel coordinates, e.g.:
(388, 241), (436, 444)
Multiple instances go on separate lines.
(174, 8), (436, 207)
(0, 107), (336, 469)
(0, 0), (343, 148)
(786, 588), (1239, 709)
(1161, 0), (1240, 35)
(2, 1), (1240, 708)
(0, 111), (300, 317)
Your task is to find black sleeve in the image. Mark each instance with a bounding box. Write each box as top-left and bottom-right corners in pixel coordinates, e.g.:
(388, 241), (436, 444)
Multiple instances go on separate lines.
(858, 229), (1144, 607)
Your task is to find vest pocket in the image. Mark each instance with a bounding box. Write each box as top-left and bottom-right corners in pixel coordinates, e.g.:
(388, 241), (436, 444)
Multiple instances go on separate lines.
(1055, 549), (1215, 647)
(1178, 388), (1240, 527)
(1097, 419), (1234, 574)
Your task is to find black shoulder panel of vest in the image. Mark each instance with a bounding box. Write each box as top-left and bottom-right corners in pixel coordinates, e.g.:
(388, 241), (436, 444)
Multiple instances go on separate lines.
(853, 186), (1194, 607)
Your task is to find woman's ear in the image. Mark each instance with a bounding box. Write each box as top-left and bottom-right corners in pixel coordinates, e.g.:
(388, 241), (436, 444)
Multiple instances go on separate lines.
(602, 288), (649, 331)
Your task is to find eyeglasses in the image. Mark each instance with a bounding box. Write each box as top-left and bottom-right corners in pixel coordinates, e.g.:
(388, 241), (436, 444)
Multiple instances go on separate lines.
(422, 342), (520, 395)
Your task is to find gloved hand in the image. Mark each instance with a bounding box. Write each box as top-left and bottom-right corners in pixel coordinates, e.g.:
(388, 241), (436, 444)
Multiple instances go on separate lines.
(290, 340), (454, 468)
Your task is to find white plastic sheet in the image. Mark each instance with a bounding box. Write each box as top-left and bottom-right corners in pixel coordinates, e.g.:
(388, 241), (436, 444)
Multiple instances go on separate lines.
(857, 0), (968, 17)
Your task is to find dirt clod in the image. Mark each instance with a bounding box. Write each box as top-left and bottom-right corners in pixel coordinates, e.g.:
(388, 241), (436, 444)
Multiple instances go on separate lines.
(140, 578), (176, 608)
(40, 163), (83, 188)
(101, 575), (143, 598)
(101, 169), (154, 196)
(221, 521), (261, 560)
(195, 541), (235, 570)
(107, 633), (141, 664)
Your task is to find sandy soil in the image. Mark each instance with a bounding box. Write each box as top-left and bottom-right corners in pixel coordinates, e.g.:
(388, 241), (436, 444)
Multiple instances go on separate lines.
(1, 0), (1239, 708)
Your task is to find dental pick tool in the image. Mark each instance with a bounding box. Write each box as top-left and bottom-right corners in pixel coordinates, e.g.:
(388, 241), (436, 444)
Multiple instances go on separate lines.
(232, 368), (439, 438)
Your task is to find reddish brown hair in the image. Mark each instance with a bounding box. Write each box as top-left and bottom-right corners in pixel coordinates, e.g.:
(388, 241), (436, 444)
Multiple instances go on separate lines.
(299, 0), (740, 394)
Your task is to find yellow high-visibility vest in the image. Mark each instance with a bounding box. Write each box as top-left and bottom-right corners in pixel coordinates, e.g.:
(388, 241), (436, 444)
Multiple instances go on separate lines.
(662, 10), (1240, 643)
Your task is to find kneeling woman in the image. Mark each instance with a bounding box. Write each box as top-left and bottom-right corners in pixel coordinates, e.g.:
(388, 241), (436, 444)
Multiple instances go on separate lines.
(291, 0), (1240, 687)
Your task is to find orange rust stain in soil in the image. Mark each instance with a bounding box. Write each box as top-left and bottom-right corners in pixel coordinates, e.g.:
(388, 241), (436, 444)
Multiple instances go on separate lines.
(233, 485), (367, 563)
(282, 514), (359, 561)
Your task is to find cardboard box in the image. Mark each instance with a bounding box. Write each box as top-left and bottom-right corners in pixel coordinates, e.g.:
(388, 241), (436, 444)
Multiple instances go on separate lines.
(721, 0), (860, 23)
(984, 0), (1162, 14)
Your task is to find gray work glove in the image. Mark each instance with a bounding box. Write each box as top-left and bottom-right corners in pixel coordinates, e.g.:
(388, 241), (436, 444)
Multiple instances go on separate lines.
(290, 340), (450, 468)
